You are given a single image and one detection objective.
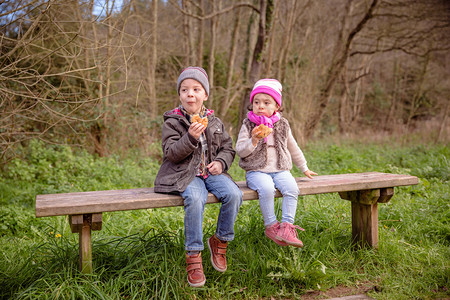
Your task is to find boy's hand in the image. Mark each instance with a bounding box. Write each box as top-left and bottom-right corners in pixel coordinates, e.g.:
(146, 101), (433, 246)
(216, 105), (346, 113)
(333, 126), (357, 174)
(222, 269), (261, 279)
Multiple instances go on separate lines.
(207, 161), (223, 175)
(303, 170), (318, 179)
(188, 122), (206, 140)
(251, 127), (263, 146)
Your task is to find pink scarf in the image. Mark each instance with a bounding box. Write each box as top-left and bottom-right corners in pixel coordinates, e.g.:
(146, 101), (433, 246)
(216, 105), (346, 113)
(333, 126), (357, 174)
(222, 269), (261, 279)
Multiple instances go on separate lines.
(247, 111), (280, 142)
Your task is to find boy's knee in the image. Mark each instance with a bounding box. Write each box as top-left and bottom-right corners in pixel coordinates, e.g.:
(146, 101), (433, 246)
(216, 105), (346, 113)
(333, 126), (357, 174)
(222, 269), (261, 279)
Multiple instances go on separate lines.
(184, 196), (206, 209)
(227, 188), (243, 202)
(220, 188), (242, 208)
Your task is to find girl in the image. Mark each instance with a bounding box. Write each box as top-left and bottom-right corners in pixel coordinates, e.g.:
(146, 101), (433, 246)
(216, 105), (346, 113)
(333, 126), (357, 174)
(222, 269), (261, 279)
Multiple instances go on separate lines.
(235, 79), (317, 247)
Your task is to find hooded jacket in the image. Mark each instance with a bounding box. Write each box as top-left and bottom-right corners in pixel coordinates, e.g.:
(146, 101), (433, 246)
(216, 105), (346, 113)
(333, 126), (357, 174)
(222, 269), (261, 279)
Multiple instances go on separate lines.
(154, 108), (235, 193)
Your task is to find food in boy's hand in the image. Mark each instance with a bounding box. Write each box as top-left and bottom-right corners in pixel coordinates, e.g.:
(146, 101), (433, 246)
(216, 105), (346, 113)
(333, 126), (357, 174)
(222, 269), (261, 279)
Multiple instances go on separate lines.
(255, 124), (272, 138)
(192, 114), (208, 127)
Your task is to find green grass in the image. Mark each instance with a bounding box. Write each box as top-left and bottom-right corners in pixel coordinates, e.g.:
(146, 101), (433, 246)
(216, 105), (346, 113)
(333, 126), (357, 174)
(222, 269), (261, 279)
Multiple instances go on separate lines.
(0, 140), (449, 299)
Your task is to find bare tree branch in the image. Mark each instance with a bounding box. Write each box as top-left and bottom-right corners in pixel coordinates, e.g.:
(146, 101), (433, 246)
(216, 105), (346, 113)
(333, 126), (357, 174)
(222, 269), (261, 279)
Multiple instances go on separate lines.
(168, 0), (259, 20)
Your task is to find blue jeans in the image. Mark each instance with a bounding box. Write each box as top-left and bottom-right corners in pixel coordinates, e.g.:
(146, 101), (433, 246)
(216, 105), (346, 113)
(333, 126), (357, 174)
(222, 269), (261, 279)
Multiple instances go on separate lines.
(181, 174), (243, 251)
(246, 171), (300, 226)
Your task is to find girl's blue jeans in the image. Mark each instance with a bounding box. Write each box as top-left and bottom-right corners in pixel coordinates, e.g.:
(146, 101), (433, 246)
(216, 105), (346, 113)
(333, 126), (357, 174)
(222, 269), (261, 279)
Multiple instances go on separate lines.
(246, 170), (300, 226)
(181, 174), (243, 251)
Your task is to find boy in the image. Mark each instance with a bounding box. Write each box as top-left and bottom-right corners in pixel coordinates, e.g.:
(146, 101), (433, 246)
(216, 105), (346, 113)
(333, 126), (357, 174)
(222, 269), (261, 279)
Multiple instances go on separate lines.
(154, 67), (243, 287)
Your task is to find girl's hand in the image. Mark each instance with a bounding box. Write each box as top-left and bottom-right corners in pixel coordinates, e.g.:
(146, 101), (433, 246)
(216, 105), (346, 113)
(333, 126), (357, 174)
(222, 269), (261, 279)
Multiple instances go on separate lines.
(303, 170), (318, 179)
(207, 161), (223, 175)
(251, 127), (263, 146)
(188, 122), (206, 140)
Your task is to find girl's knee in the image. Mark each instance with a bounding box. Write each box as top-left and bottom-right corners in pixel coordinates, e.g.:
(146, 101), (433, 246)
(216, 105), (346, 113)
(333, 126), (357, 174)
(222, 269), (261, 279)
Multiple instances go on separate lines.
(283, 188), (299, 199)
(257, 184), (276, 198)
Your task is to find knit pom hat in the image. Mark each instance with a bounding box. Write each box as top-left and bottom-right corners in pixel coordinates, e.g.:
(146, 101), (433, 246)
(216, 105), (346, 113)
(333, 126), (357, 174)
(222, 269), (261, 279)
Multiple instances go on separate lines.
(250, 78), (282, 107)
(177, 66), (210, 96)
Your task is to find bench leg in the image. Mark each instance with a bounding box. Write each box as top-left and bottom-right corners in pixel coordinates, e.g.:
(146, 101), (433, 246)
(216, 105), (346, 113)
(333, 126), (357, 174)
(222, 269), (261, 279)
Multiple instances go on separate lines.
(339, 189), (385, 248)
(79, 217), (93, 273)
(70, 213), (102, 273)
(351, 201), (378, 248)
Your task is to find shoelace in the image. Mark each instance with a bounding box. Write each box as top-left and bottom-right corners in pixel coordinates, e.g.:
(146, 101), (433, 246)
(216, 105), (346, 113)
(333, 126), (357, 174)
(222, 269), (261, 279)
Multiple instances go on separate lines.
(290, 224), (305, 238)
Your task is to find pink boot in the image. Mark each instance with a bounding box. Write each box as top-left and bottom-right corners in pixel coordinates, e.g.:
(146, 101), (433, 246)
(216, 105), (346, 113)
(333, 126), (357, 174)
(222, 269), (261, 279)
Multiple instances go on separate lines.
(276, 222), (305, 248)
(264, 221), (288, 246)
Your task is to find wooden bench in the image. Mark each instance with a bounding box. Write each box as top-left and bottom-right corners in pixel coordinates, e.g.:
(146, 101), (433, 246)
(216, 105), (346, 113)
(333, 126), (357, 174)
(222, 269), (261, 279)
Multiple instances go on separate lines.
(35, 172), (418, 273)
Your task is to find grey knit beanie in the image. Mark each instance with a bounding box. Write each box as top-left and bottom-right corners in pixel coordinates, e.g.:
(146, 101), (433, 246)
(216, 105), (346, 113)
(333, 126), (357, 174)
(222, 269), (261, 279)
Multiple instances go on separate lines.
(177, 66), (209, 96)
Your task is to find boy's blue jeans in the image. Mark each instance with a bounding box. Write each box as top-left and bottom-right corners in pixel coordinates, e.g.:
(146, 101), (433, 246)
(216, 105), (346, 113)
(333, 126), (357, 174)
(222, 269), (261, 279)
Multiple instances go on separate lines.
(246, 171), (300, 226)
(181, 174), (243, 251)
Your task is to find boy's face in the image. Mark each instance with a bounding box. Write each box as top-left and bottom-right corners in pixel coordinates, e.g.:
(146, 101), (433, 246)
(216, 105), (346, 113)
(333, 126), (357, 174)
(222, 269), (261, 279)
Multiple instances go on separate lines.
(179, 79), (208, 115)
(252, 93), (279, 117)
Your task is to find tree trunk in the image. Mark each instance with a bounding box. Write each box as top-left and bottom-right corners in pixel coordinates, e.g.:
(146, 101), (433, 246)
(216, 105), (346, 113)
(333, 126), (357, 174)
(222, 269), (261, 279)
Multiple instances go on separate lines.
(238, 0), (275, 131)
(149, 0), (158, 123)
(406, 54), (430, 129)
(219, 4), (241, 118)
(182, 0), (193, 65)
(265, 0), (278, 76)
(385, 61), (400, 130)
(196, 0), (205, 66)
(208, 0), (220, 103)
(303, 0), (378, 140)
(437, 101), (449, 143)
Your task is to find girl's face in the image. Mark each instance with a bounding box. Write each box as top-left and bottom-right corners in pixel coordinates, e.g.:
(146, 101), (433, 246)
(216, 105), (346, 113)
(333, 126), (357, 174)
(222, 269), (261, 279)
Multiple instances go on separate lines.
(179, 79), (208, 114)
(252, 93), (279, 117)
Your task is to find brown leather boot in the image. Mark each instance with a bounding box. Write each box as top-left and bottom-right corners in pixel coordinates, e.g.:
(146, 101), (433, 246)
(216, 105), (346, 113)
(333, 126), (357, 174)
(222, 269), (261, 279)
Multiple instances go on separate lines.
(186, 252), (206, 287)
(207, 235), (227, 272)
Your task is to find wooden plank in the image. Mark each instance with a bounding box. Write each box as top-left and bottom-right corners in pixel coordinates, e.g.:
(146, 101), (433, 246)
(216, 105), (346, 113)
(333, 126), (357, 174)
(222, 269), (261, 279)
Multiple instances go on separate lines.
(35, 172), (419, 217)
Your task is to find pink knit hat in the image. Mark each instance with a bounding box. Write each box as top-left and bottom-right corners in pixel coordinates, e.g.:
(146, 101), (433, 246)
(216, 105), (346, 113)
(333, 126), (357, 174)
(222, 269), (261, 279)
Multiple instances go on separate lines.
(250, 79), (282, 107)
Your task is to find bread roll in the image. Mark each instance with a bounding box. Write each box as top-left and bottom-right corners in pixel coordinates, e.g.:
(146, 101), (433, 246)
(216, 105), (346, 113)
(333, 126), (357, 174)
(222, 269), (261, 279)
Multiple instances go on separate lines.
(255, 124), (272, 138)
(192, 114), (208, 127)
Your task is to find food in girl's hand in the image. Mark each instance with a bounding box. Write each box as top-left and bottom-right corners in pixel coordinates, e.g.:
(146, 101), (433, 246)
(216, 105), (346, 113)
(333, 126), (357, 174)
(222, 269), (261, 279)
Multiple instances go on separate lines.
(256, 124), (272, 138)
(192, 114), (208, 127)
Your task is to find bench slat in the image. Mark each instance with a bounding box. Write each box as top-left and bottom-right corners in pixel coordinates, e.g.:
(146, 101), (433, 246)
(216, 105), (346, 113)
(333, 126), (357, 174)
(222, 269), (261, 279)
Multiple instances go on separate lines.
(35, 172), (418, 217)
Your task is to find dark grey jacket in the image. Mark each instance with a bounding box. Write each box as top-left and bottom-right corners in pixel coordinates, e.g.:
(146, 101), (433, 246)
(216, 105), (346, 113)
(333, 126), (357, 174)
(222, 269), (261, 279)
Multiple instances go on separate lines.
(154, 108), (236, 193)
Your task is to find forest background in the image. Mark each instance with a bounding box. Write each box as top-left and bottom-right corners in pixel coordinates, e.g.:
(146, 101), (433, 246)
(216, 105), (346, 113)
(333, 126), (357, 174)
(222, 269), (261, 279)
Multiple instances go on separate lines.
(1, 0), (449, 163)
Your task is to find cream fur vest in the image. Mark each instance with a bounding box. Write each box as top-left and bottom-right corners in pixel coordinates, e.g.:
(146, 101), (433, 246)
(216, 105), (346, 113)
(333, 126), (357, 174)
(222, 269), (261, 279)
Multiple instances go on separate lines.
(239, 117), (292, 172)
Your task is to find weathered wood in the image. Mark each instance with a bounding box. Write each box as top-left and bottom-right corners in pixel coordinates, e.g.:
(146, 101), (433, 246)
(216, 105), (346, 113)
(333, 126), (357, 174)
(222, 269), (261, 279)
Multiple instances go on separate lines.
(36, 172), (418, 217)
(79, 214), (93, 273)
(35, 172), (419, 273)
(69, 214), (83, 233)
(378, 187), (394, 203)
(71, 213), (101, 273)
(339, 189), (380, 205)
(351, 202), (378, 248)
(339, 189), (382, 247)
(91, 213), (103, 231)
(70, 213), (102, 232)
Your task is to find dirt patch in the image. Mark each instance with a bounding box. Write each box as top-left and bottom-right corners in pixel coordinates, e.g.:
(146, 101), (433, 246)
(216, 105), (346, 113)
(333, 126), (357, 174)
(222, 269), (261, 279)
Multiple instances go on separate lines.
(300, 282), (380, 299)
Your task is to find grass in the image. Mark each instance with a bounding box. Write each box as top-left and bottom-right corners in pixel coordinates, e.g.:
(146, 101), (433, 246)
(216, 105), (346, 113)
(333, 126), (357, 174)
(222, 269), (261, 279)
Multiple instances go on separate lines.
(0, 140), (449, 299)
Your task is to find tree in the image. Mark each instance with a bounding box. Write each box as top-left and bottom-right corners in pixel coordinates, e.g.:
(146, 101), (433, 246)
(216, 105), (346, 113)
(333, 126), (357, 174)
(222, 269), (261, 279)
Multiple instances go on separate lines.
(0, 0), (101, 161)
(237, 0), (275, 130)
(303, 0), (378, 140)
(1, 0), (448, 163)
